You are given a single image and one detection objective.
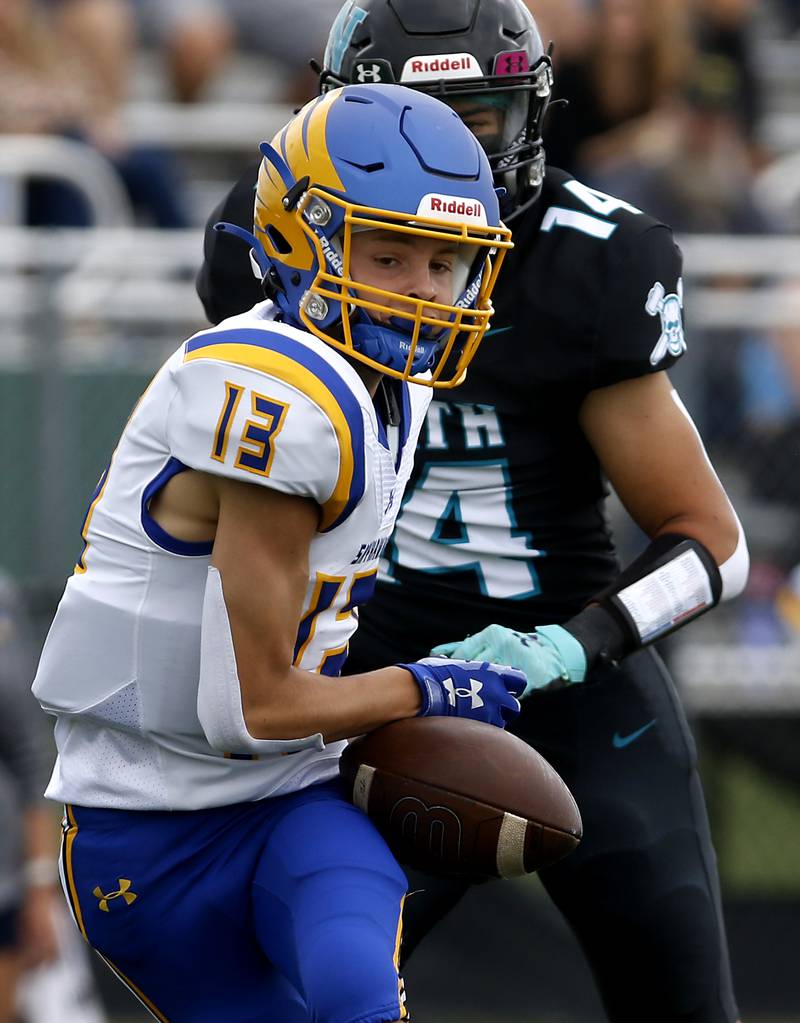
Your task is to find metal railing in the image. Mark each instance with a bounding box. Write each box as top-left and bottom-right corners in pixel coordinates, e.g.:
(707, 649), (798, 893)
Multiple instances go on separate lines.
(118, 100), (800, 156)
(0, 136), (134, 227)
(123, 101), (294, 153)
(3, 229), (800, 333)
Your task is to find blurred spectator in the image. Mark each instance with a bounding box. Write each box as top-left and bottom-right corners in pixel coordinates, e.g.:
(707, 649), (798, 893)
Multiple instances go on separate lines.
(692, 0), (763, 149)
(776, 563), (800, 634)
(591, 53), (768, 231)
(544, 0), (693, 178)
(587, 50), (777, 434)
(520, 0), (593, 61)
(0, 570), (58, 1022)
(45, 0), (133, 114)
(776, 0), (800, 32)
(735, 303), (800, 573)
(0, 0), (188, 226)
(133, 0), (346, 103)
(0, 570), (107, 1023)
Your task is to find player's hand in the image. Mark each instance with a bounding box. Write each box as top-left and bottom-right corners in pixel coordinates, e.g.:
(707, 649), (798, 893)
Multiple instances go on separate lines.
(399, 656), (526, 728)
(431, 623), (588, 697)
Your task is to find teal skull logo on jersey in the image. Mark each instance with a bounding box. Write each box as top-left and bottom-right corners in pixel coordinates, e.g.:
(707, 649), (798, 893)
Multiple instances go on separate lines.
(646, 279), (686, 366)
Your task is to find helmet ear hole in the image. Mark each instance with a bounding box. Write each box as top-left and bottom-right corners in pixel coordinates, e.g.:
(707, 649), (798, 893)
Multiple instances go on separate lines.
(267, 226), (292, 255)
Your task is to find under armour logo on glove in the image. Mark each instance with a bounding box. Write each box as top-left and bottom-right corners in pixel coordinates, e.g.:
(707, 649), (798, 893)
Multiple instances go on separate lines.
(400, 657), (525, 728)
(442, 677), (485, 710)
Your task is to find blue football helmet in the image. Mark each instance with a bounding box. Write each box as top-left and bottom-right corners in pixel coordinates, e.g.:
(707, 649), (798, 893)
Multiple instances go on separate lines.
(218, 84), (512, 387)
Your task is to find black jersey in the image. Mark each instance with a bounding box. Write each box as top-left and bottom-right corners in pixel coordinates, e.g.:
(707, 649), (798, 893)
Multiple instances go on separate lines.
(197, 165), (687, 654)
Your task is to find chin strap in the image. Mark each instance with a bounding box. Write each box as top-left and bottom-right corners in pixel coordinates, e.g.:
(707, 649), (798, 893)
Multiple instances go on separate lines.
(349, 314), (444, 374)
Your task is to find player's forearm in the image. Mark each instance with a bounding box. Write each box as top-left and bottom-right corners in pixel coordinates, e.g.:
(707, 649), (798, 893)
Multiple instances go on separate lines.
(199, 564), (424, 754)
(241, 665), (422, 744)
(221, 590), (422, 741)
(650, 509), (739, 570)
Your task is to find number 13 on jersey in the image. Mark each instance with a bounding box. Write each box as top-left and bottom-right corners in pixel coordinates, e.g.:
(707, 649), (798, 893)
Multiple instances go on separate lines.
(212, 381), (289, 477)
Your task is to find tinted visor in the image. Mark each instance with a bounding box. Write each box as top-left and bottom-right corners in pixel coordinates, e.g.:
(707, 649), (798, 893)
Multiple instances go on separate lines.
(410, 55), (552, 178)
(444, 91), (525, 171)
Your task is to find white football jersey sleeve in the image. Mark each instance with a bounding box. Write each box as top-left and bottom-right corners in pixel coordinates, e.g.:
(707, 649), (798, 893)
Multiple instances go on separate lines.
(33, 304), (431, 810)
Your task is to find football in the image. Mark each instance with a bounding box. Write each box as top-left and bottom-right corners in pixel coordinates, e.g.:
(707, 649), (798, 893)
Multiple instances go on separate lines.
(340, 716), (582, 879)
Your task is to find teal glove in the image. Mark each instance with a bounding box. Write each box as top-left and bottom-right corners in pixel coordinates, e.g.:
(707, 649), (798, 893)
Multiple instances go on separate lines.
(431, 623), (588, 697)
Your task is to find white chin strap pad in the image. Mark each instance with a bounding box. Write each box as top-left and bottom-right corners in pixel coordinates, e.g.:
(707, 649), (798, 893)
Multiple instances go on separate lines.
(198, 567), (324, 755)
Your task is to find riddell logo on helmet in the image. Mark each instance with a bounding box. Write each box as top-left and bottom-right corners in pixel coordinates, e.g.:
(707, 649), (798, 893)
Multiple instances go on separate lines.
(417, 193), (488, 227)
(400, 53), (481, 82)
(318, 233), (344, 276)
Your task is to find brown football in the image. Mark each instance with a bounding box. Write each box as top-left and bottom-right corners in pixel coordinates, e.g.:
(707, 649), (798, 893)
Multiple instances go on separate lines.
(340, 716), (582, 879)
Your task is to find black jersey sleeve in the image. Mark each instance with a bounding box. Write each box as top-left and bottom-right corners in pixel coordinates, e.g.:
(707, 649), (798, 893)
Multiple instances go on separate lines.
(196, 159), (263, 325)
(592, 224), (686, 389)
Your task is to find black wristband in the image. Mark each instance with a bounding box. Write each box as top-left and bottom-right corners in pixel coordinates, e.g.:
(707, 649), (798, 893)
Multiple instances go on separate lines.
(562, 603), (629, 669)
(594, 533), (722, 606)
(562, 534), (722, 671)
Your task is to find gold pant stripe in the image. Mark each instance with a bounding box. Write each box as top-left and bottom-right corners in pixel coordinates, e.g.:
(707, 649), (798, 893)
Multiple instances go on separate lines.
(62, 805), (88, 940)
(394, 894), (410, 1020)
(99, 954), (172, 1023)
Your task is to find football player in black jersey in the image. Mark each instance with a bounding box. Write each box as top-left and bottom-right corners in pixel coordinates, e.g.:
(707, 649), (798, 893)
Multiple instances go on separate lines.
(197, 2), (750, 1020)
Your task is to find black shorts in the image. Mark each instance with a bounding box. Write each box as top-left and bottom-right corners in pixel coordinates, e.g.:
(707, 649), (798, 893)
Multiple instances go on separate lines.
(346, 629), (739, 1023)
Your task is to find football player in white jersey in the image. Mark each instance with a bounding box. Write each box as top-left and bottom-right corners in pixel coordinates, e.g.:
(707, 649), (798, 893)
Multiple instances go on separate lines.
(32, 84), (524, 1023)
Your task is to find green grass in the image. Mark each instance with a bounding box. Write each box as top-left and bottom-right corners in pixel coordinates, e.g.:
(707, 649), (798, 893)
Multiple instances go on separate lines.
(703, 748), (800, 895)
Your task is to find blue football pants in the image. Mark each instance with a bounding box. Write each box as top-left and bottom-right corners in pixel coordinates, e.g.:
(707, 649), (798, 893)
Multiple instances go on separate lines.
(60, 781), (409, 1023)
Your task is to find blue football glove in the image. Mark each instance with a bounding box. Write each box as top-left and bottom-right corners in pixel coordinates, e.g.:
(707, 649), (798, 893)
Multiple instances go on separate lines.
(431, 623), (588, 697)
(400, 657), (526, 729)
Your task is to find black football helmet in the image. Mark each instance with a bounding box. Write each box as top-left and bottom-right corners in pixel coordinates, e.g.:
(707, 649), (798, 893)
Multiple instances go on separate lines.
(320, 0), (553, 219)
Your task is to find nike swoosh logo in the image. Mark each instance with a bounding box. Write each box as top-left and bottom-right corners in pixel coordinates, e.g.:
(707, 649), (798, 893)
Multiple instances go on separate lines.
(612, 719), (657, 749)
(485, 325), (514, 337)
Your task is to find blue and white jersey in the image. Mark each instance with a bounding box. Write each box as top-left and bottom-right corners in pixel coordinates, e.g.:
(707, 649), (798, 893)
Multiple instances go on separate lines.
(33, 303), (431, 810)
